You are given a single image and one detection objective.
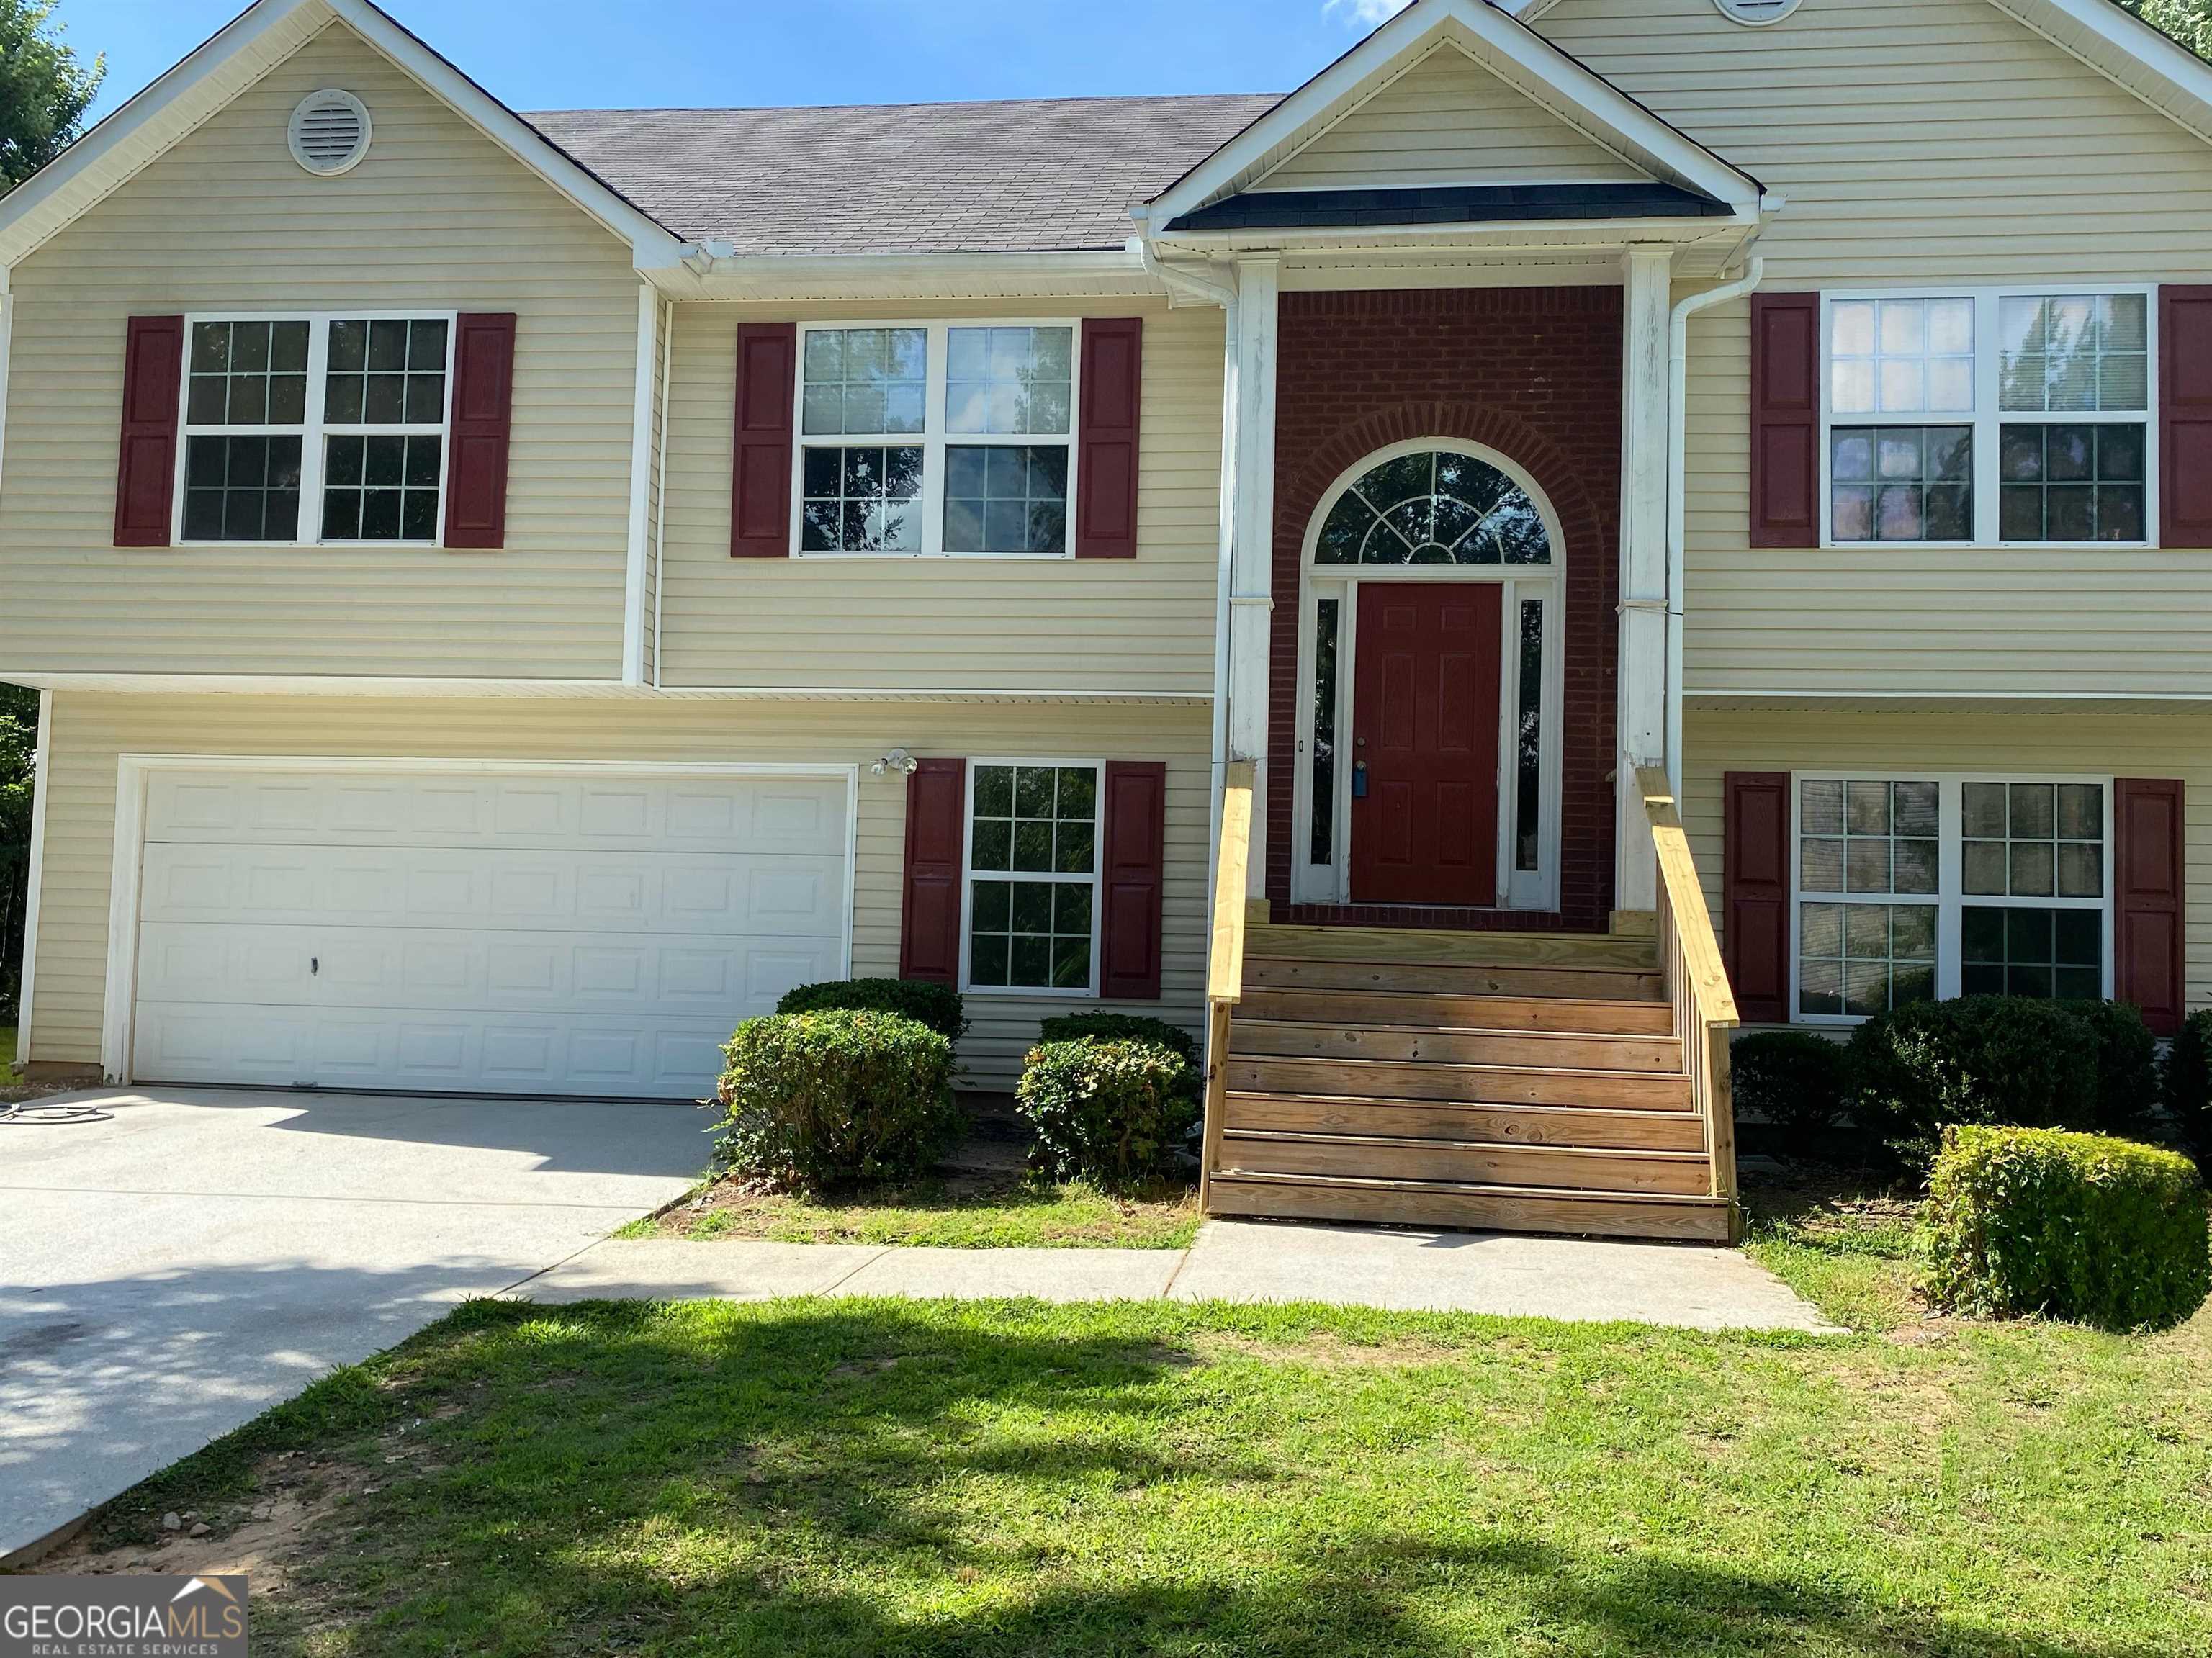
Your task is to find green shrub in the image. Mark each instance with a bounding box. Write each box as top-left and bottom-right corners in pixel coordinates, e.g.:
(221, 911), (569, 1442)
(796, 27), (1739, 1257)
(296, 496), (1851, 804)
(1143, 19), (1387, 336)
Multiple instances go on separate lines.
(714, 1010), (961, 1193)
(2160, 1008), (2212, 1163)
(2057, 1000), (2159, 1134)
(1036, 1012), (1200, 1068)
(1916, 1125), (2211, 1330)
(774, 977), (967, 1042)
(1730, 1030), (1853, 1153)
(1848, 996), (2100, 1166)
(1016, 1038), (1199, 1191)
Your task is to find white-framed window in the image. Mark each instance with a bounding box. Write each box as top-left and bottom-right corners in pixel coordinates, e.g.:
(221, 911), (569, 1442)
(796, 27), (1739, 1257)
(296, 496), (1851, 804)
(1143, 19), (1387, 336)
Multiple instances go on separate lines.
(1791, 772), (2113, 1024)
(1820, 286), (2155, 548)
(961, 760), (1102, 994)
(793, 320), (1079, 558)
(176, 312), (455, 546)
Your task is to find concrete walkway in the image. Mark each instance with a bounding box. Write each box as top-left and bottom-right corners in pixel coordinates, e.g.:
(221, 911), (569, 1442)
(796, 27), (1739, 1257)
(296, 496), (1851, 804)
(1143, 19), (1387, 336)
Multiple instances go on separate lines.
(520, 1218), (1842, 1334)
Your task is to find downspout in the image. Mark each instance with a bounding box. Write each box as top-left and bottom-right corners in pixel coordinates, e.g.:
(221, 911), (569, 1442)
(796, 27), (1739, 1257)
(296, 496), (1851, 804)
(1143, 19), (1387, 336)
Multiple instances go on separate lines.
(1134, 235), (1241, 914)
(1665, 253), (1763, 796)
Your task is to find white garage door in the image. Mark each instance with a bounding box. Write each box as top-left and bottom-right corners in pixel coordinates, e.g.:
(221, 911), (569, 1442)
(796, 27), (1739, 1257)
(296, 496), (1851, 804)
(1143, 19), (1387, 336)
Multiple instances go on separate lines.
(127, 765), (851, 1098)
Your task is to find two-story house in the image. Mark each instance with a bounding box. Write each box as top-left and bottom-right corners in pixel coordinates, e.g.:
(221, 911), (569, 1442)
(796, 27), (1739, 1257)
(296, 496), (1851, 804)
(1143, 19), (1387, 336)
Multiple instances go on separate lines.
(5, 0), (2207, 1241)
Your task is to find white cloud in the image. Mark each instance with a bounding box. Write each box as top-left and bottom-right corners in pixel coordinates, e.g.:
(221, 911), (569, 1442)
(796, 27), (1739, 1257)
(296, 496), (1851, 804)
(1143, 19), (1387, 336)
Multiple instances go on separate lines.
(1323, 0), (1414, 26)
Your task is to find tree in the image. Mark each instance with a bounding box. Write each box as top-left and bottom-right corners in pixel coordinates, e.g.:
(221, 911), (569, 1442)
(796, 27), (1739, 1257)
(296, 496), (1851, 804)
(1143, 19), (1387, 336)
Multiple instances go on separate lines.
(0, 0), (104, 192)
(2121, 0), (2212, 60)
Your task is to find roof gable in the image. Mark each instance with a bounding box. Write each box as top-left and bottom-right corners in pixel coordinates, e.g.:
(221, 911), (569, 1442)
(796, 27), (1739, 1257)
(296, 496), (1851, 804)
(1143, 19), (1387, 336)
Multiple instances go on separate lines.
(0, 0), (683, 271)
(1251, 40), (1649, 194)
(1138, 0), (1764, 233)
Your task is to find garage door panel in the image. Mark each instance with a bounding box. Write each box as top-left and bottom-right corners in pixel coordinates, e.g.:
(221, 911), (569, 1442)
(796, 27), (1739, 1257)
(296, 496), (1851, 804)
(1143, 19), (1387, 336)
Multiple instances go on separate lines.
(140, 844), (847, 936)
(145, 771), (849, 855)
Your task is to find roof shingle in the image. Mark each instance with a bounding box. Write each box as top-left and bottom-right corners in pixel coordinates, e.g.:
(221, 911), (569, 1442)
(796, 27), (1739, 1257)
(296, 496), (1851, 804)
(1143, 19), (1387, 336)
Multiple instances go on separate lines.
(526, 94), (1282, 256)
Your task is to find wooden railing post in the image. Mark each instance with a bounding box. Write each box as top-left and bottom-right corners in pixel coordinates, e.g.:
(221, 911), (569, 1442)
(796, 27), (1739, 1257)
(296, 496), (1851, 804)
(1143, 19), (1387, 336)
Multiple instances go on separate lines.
(1200, 761), (1256, 1215)
(1635, 766), (1743, 1239)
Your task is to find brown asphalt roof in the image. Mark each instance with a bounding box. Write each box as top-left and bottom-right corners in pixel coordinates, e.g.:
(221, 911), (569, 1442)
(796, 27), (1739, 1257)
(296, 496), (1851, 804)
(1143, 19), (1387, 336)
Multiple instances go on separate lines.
(526, 94), (1285, 256)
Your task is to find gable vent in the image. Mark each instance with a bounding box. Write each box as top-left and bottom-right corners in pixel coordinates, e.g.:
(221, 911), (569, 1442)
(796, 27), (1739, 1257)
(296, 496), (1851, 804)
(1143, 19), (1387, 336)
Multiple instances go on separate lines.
(288, 89), (372, 176)
(1713, 0), (1802, 22)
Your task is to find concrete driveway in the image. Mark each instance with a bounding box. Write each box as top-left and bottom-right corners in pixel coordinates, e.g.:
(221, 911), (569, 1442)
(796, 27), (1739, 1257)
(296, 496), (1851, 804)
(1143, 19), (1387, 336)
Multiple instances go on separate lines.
(0, 1086), (709, 1556)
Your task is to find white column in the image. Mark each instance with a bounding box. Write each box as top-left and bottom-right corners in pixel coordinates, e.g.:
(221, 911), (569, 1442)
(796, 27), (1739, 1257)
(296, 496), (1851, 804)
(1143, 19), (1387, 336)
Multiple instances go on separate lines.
(1615, 248), (1673, 916)
(1226, 256), (1280, 899)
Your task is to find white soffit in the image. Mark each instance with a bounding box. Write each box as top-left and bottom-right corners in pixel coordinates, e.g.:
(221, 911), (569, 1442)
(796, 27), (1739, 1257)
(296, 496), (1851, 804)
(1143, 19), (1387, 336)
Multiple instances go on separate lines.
(1139, 0), (1764, 227)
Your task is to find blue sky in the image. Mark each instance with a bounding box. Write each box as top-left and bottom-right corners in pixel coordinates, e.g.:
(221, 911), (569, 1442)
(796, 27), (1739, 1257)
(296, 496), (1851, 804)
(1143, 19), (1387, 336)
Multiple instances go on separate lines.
(53, 1), (1409, 120)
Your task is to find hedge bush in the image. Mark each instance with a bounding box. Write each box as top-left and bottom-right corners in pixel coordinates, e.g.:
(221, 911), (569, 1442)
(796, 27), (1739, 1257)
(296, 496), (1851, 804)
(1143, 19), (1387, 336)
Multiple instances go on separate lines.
(1916, 1125), (2211, 1330)
(774, 977), (967, 1042)
(1848, 996), (2100, 1166)
(1730, 1030), (1853, 1153)
(1016, 1038), (1198, 1191)
(1036, 1012), (1200, 1068)
(2160, 1007), (2212, 1164)
(2057, 999), (2159, 1135)
(714, 1010), (961, 1192)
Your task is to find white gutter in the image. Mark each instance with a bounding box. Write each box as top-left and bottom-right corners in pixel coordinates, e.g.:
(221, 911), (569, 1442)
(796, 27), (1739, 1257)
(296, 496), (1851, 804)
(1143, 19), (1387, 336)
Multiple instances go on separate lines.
(1135, 238), (1242, 913)
(1665, 253), (1764, 794)
(621, 282), (657, 685)
(14, 688), (50, 1069)
(651, 294), (673, 688)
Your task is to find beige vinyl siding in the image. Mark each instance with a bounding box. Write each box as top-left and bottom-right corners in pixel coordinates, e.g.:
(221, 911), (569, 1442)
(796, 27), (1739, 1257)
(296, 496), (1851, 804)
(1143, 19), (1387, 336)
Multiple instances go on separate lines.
(23, 693), (1210, 1088)
(1539, 0), (2212, 282)
(0, 22), (639, 680)
(1682, 702), (2212, 1012)
(1529, 0), (2212, 695)
(1256, 43), (1645, 192)
(657, 299), (1223, 695)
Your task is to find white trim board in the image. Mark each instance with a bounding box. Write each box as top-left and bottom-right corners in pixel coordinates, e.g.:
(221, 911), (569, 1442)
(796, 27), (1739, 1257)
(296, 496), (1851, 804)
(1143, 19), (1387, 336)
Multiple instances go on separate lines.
(0, 0), (686, 272)
(98, 753), (860, 1086)
(14, 689), (52, 1068)
(4, 675), (1214, 703)
(1138, 0), (1764, 231)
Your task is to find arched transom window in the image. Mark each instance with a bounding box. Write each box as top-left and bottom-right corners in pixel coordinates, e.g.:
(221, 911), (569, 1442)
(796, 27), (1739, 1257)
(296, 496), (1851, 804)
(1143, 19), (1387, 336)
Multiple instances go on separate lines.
(1315, 449), (1552, 567)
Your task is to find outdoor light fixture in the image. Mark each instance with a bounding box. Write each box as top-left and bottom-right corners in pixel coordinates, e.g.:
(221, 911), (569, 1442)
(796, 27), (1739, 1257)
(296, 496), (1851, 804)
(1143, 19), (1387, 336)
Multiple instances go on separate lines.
(871, 749), (921, 778)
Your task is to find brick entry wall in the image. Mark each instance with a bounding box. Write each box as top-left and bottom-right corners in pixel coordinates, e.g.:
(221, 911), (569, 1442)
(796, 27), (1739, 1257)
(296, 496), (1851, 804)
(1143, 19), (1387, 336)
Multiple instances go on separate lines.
(1268, 286), (1624, 931)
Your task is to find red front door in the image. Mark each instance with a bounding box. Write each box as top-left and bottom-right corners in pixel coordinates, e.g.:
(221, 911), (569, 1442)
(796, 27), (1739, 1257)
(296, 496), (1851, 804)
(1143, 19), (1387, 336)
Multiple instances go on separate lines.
(1349, 583), (1502, 906)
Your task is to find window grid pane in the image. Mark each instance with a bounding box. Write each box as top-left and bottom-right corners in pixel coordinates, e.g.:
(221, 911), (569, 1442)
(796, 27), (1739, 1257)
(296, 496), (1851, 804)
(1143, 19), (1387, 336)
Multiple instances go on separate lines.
(968, 763), (1098, 991)
(1961, 905), (2103, 1000)
(801, 327), (926, 436)
(1997, 423), (2146, 543)
(1310, 598), (1339, 868)
(799, 445), (922, 552)
(1998, 294), (2148, 414)
(1829, 297), (1974, 416)
(324, 318), (446, 429)
(186, 320), (310, 431)
(1798, 779), (1938, 896)
(181, 434), (302, 542)
(1798, 900), (1937, 1017)
(322, 433), (441, 542)
(945, 325), (1072, 436)
(1960, 780), (2103, 900)
(1830, 426), (1972, 542)
(943, 444), (1067, 554)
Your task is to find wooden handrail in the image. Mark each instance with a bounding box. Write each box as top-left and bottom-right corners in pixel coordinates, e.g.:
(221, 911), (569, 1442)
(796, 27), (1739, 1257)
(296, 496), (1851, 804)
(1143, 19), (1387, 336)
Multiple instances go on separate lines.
(1635, 764), (1743, 1230)
(1199, 760), (1256, 1212)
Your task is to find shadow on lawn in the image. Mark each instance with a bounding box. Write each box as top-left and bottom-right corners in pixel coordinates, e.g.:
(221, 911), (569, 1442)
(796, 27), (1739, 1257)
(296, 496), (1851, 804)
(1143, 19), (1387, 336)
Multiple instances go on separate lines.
(210, 1301), (2160, 1658)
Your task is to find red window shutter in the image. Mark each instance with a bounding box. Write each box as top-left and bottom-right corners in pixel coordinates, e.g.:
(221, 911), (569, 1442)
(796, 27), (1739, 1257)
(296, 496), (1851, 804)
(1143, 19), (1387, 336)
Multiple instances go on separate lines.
(2114, 778), (2186, 1035)
(899, 758), (967, 983)
(1749, 293), (1820, 549)
(1724, 770), (1791, 1024)
(732, 321), (796, 557)
(1075, 317), (1142, 559)
(2161, 287), (2212, 547)
(1099, 760), (1167, 999)
(114, 315), (185, 547)
(443, 312), (517, 549)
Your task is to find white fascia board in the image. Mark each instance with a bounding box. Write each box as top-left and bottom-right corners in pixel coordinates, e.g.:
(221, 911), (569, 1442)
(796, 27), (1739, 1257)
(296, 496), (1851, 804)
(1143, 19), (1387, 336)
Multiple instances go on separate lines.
(649, 248), (1156, 303)
(0, 0), (686, 273)
(1147, 214), (1758, 257)
(1140, 0), (1761, 228)
(1, 672), (1212, 703)
(0, 0), (330, 268)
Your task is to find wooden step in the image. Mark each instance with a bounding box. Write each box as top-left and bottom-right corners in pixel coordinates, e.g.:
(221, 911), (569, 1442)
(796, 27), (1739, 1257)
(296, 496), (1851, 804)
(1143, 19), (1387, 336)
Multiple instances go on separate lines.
(1227, 1054), (1694, 1112)
(1206, 1171), (1737, 1242)
(1244, 955), (1665, 1001)
(1229, 1017), (1681, 1073)
(1223, 1091), (1709, 1152)
(1218, 1130), (1713, 1196)
(1235, 985), (1678, 1035)
(1247, 923), (1658, 972)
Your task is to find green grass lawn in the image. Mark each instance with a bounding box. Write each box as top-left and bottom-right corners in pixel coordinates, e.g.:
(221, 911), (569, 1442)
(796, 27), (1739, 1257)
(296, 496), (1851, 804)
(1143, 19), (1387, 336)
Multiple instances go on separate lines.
(52, 1191), (2211, 1657)
(621, 1171), (1200, 1250)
